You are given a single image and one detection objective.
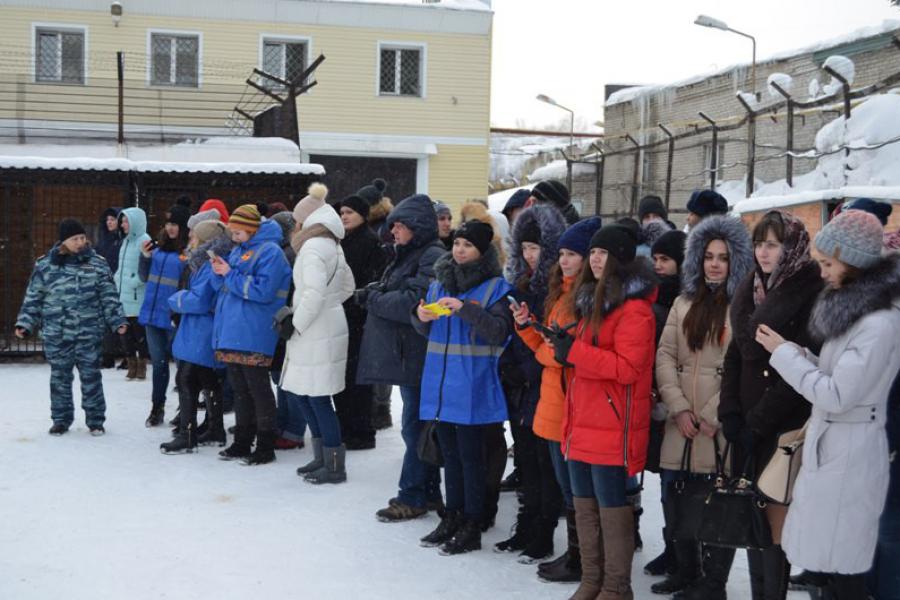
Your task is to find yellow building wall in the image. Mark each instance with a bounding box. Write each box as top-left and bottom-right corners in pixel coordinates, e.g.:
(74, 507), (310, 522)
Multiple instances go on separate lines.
(429, 144), (490, 209)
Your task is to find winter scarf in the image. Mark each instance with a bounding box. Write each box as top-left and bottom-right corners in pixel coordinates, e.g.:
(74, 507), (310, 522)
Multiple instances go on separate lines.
(504, 203), (568, 310)
(291, 223), (338, 254)
(681, 214), (754, 301)
(575, 258), (658, 320)
(433, 244), (502, 296)
(753, 210), (812, 307)
(808, 253), (900, 343)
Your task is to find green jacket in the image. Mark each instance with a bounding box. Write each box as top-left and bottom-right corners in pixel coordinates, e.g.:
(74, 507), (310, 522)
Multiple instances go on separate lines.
(17, 244), (127, 344)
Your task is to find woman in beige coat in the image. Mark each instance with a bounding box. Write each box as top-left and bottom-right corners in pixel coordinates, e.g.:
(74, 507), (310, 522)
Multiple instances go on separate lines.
(654, 215), (753, 599)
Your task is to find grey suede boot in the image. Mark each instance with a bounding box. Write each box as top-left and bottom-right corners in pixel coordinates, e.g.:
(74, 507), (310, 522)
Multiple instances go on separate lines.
(296, 437), (324, 476)
(304, 445), (347, 485)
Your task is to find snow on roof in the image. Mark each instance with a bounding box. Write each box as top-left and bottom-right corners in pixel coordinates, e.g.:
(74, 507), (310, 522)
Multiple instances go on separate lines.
(317, 0), (490, 11)
(0, 137), (325, 175)
(607, 19), (900, 106)
(732, 186), (900, 214)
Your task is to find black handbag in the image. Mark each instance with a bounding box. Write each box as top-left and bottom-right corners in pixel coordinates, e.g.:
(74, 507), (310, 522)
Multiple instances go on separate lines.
(696, 444), (773, 550)
(272, 306), (294, 341)
(667, 439), (718, 543)
(417, 419), (444, 467)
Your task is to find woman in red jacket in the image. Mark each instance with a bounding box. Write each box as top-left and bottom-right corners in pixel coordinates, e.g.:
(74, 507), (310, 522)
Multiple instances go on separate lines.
(552, 224), (657, 600)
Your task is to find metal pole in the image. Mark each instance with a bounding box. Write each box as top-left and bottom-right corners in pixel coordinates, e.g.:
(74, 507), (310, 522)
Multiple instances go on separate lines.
(699, 112), (718, 189)
(658, 124), (675, 210)
(595, 149), (605, 217)
(625, 134), (641, 216)
(771, 81), (794, 187)
(736, 93), (757, 197)
(117, 51), (124, 145)
(824, 65), (852, 158)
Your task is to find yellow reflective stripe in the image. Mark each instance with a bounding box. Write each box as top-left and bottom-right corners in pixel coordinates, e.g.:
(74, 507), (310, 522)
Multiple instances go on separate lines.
(426, 341), (504, 358)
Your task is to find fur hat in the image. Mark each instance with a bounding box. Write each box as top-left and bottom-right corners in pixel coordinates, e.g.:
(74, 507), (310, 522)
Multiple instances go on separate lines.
(590, 225), (638, 264)
(687, 189), (729, 217)
(815, 210), (884, 269)
(531, 180), (570, 208)
(292, 183), (328, 225)
(502, 188), (531, 219)
(228, 204), (262, 234)
(187, 209), (222, 230)
(638, 195), (667, 222)
(193, 220), (226, 244)
(454, 220), (494, 255)
(558, 216), (602, 257)
(357, 178), (387, 206)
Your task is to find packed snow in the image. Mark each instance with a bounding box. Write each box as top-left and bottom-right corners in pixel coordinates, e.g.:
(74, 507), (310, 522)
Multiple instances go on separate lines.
(767, 73), (794, 99)
(0, 363), (808, 599)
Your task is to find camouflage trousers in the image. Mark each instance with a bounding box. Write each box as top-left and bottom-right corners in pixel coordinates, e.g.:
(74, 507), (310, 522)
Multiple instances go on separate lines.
(45, 339), (106, 428)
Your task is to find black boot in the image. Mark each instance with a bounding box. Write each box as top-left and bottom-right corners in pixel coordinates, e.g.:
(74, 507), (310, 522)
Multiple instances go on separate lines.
(196, 390), (225, 447)
(420, 510), (462, 547)
(518, 516), (557, 564)
(788, 571), (829, 592)
(500, 468), (521, 492)
(538, 508), (581, 583)
(145, 403), (165, 427)
(439, 518), (482, 555)
(242, 430), (277, 465)
(673, 545), (735, 600)
(219, 425), (253, 461)
(627, 489), (643, 552)
(747, 545), (790, 600)
(652, 539), (700, 595)
(493, 509), (534, 553)
(160, 430), (197, 455)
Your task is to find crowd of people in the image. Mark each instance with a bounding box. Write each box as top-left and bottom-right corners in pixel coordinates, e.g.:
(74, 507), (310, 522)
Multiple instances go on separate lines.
(14, 178), (900, 599)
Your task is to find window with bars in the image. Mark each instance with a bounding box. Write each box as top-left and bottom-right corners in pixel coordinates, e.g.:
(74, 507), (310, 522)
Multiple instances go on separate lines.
(262, 40), (308, 87)
(35, 28), (85, 84)
(150, 33), (199, 87)
(379, 46), (423, 97)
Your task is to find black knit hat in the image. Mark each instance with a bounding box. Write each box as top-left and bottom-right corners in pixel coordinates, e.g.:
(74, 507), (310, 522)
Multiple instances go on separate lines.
(166, 205), (191, 229)
(650, 229), (687, 267)
(58, 218), (86, 242)
(357, 178), (387, 207)
(638, 195), (667, 221)
(615, 217), (641, 241)
(531, 180), (570, 208)
(454, 220), (494, 255)
(340, 194), (370, 220)
(687, 189), (729, 217)
(590, 225), (637, 264)
(520, 220), (542, 245)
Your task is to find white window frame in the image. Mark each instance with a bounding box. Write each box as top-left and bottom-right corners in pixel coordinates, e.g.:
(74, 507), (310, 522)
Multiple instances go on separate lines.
(258, 34), (313, 90)
(146, 28), (203, 88)
(31, 22), (88, 85)
(376, 41), (427, 99)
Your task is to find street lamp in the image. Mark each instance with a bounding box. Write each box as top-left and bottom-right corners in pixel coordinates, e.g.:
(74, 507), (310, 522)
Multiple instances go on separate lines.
(694, 14), (757, 99)
(536, 93), (574, 150)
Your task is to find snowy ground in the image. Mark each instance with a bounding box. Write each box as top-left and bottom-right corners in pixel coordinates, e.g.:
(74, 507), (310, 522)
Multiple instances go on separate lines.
(0, 363), (805, 599)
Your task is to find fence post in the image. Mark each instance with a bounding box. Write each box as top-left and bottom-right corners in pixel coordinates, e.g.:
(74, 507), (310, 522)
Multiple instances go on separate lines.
(770, 81), (794, 187)
(698, 112), (718, 190)
(625, 134), (641, 216)
(117, 51), (124, 145)
(735, 94), (757, 197)
(658, 124), (675, 210)
(823, 65), (852, 160)
(594, 146), (605, 217)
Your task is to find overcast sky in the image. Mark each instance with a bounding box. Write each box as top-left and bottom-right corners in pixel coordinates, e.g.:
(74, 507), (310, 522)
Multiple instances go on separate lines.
(490, 0), (900, 130)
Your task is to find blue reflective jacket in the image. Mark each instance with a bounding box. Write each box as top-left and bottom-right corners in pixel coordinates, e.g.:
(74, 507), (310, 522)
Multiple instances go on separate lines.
(169, 261), (219, 369)
(139, 249), (187, 330)
(419, 275), (512, 425)
(211, 221), (291, 357)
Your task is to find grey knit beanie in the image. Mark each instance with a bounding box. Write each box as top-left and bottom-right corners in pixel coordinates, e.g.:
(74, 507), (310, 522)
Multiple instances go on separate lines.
(814, 210), (884, 269)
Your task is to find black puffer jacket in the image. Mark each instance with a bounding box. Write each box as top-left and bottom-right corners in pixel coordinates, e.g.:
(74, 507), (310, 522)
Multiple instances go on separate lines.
(342, 224), (388, 369)
(95, 207), (121, 274)
(356, 195), (446, 387)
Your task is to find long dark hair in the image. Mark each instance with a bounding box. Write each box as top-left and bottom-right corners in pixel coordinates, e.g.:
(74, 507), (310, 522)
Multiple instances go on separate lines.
(568, 252), (622, 334)
(682, 239), (730, 351)
(157, 223), (189, 253)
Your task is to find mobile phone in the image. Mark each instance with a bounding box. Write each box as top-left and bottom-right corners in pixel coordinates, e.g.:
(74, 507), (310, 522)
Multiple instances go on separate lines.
(506, 295), (522, 311)
(206, 249), (218, 260)
(147, 239), (158, 250)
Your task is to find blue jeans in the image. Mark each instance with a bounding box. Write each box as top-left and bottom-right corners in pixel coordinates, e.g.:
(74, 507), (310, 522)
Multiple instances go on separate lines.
(270, 373), (307, 441)
(294, 394), (341, 448)
(398, 385), (442, 508)
(437, 422), (486, 519)
(568, 460), (628, 508)
(548, 440), (574, 509)
(145, 325), (173, 407)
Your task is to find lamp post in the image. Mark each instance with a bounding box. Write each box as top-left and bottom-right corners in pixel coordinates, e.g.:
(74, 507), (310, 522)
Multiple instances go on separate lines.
(694, 15), (757, 99)
(536, 93), (575, 150)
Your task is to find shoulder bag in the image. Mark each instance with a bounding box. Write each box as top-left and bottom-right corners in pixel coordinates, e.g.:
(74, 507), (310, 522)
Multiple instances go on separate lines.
(756, 422), (807, 505)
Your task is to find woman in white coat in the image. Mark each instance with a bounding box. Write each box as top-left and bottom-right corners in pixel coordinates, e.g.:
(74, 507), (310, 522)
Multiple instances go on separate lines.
(757, 210), (900, 599)
(281, 186), (356, 485)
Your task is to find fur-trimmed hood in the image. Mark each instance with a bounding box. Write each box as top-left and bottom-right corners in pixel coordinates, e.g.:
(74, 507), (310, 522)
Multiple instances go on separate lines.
(808, 253), (900, 342)
(575, 258), (658, 319)
(367, 197), (393, 224)
(504, 203), (568, 304)
(681, 214), (753, 301)
(189, 235), (233, 272)
(434, 244), (503, 296)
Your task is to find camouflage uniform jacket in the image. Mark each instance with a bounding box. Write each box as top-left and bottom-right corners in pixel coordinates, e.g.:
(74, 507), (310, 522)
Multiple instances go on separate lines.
(16, 244), (127, 344)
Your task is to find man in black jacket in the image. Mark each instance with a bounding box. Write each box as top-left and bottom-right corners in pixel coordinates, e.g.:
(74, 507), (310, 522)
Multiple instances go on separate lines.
(355, 194), (447, 522)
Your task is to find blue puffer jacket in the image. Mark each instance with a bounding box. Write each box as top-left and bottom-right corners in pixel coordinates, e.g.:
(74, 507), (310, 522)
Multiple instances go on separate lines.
(169, 237), (233, 368)
(211, 220), (291, 357)
(139, 248), (188, 330)
(115, 207), (151, 316)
